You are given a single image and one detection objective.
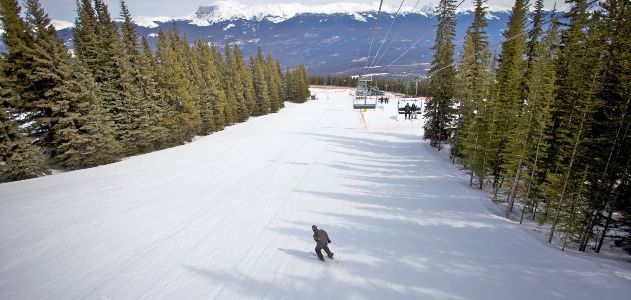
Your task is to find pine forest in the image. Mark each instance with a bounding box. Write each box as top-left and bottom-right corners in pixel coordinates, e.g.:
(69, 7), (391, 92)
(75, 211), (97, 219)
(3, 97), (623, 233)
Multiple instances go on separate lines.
(0, 0), (311, 182)
(424, 0), (630, 252)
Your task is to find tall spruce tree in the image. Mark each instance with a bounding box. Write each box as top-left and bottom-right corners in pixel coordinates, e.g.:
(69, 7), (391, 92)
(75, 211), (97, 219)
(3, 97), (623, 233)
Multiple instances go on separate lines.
(0, 49), (49, 180)
(424, 0), (457, 151)
(74, 0), (145, 154)
(49, 59), (122, 169)
(251, 48), (271, 116)
(265, 54), (283, 112)
(119, 0), (167, 152)
(544, 0), (605, 243)
(491, 0), (529, 197)
(140, 35), (172, 148)
(224, 44), (249, 122)
(518, 11), (560, 224)
(590, 0), (631, 252)
(154, 27), (201, 144)
(503, 0), (550, 217)
(1, 0), (58, 147)
(24, 0), (121, 168)
(193, 39), (228, 133)
(234, 45), (255, 115)
(0, 107), (49, 181)
(456, 0), (492, 188)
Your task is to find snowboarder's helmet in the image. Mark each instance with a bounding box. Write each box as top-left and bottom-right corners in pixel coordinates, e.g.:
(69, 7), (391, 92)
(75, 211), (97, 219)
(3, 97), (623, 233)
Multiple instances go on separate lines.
(312, 225), (317, 231)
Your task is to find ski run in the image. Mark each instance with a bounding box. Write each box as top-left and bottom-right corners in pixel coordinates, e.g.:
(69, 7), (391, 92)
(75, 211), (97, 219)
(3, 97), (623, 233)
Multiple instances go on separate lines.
(1, 88), (630, 299)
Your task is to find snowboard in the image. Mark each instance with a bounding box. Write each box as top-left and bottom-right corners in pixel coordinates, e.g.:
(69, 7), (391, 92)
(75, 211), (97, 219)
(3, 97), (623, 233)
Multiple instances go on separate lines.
(311, 252), (339, 264)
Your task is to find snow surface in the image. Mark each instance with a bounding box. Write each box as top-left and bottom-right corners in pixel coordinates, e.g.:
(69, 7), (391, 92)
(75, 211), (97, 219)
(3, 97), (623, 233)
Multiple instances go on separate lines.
(1, 89), (630, 299)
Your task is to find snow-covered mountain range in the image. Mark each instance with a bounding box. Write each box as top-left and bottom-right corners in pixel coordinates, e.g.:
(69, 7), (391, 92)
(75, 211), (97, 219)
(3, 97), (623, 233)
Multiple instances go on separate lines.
(52, 1), (524, 75)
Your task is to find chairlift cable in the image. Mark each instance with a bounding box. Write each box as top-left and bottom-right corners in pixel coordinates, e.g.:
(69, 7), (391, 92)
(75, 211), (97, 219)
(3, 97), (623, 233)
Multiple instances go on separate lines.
(372, 0), (424, 68)
(370, 0), (408, 68)
(379, 0), (466, 74)
(364, 0), (385, 74)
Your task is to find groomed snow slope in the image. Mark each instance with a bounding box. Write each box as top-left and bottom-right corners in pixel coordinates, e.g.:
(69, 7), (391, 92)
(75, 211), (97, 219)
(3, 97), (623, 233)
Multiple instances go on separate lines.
(1, 89), (630, 299)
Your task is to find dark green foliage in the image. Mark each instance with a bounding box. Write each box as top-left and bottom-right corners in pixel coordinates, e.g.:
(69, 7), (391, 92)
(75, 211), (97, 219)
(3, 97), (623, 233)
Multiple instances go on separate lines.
(251, 48), (271, 116)
(451, 0), (631, 251)
(192, 40), (227, 133)
(0, 108), (49, 181)
(74, 0), (146, 154)
(454, 0), (492, 188)
(283, 64), (310, 103)
(49, 60), (122, 169)
(0, 63), (49, 181)
(224, 44), (249, 123)
(0, 0), (297, 182)
(424, 0), (457, 150)
(234, 45), (256, 115)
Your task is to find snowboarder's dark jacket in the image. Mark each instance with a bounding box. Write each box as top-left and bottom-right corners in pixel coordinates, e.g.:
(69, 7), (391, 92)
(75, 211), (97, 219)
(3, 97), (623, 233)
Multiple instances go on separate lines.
(313, 229), (331, 247)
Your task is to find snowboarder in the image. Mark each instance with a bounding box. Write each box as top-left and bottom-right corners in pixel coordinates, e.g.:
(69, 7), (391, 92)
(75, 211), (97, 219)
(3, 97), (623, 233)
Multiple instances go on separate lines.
(404, 103), (411, 120)
(312, 225), (334, 261)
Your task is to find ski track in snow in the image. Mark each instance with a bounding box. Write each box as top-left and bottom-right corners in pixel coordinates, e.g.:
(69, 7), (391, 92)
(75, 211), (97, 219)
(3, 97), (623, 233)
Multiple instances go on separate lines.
(1, 89), (630, 299)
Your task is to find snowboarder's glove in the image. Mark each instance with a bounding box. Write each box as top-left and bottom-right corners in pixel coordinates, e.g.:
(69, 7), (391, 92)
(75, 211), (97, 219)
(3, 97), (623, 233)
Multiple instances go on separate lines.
(328, 239), (331, 243)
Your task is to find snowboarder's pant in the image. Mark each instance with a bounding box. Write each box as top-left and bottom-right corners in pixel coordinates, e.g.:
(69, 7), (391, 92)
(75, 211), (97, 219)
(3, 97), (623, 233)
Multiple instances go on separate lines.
(315, 245), (333, 260)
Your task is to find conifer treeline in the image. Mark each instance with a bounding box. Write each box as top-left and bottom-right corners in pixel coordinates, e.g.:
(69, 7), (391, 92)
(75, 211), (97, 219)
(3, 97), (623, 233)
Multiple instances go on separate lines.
(0, 0), (310, 183)
(425, 0), (631, 252)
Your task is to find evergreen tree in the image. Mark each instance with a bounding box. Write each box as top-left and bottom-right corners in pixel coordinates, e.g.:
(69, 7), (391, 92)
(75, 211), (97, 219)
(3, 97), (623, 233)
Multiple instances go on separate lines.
(275, 61), (285, 109)
(424, 0), (457, 150)
(208, 44), (227, 129)
(252, 48), (271, 116)
(193, 39), (228, 133)
(234, 45), (255, 115)
(25, 0), (121, 168)
(0, 108), (49, 181)
(491, 0), (529, 197)
(576, 0), (631, 252)
(1, 0), (58, 147)
(50, 59), (122, 169)
(297, 64), (310, 101)
(74, 0), (145, 154)
(592, 0), (631, 252)
(265, 54), (283, 112)
(456, 0), (492, 188)
(283, 67), (295, 102)
(119, 0), (167, 152)
(0, 49), (49, 180)
(544, 0), (605, 243)
(518, 12), (560, 224)
(154, 27), (201, 144)
(140, 35), (171, 148)
(224, 44), (248, 122)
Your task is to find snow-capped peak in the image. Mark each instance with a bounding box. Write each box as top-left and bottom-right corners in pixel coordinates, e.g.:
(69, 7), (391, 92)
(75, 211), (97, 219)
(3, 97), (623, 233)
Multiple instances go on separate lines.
(51, 20), (75, 31)
(189, 0), (432, 25)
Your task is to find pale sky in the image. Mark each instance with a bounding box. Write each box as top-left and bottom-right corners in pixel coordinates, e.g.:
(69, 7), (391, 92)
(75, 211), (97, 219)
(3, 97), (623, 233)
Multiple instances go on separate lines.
(39, 0), (566, 22)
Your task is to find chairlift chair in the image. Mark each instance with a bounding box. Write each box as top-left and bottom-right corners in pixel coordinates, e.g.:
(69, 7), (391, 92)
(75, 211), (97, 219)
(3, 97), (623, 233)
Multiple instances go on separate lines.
(353, 76), (377, 110)
(397, 98), (422, 116)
